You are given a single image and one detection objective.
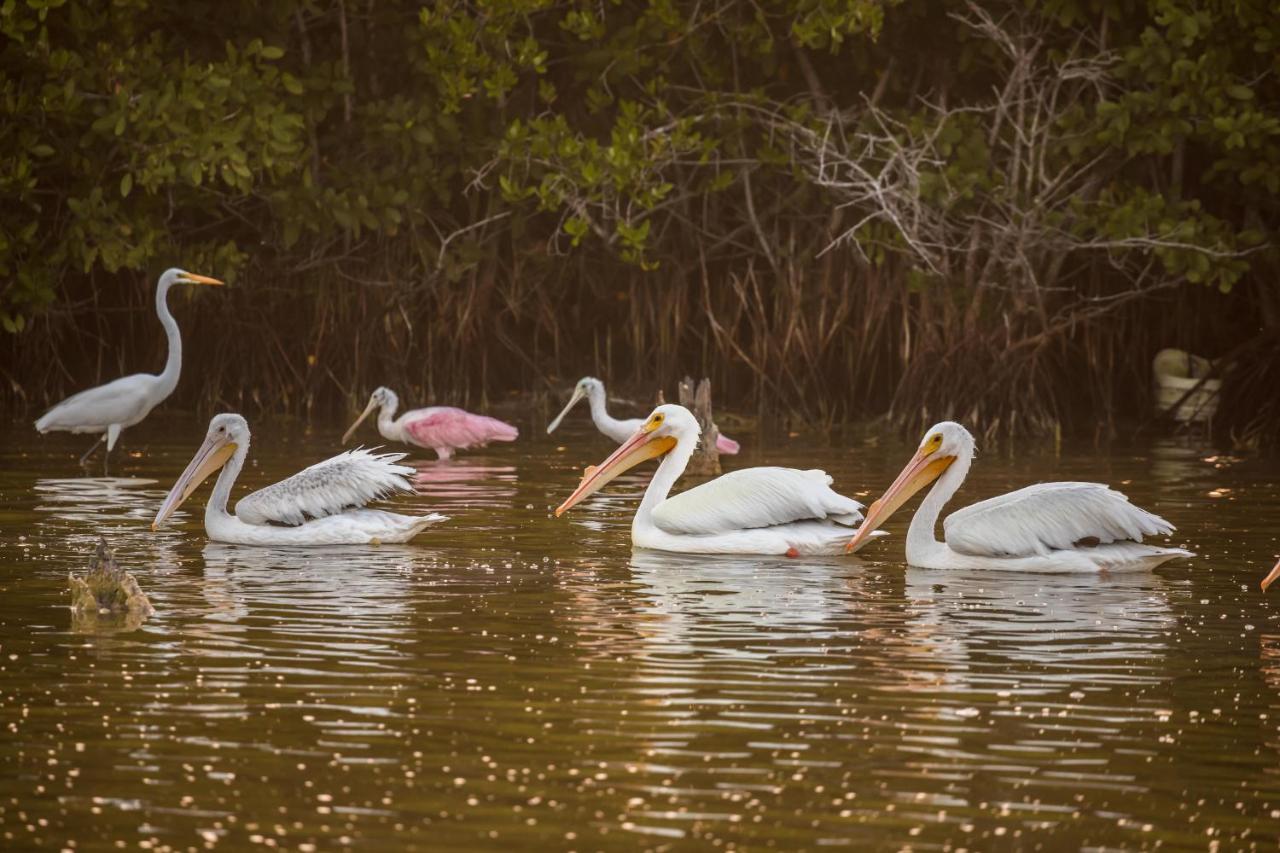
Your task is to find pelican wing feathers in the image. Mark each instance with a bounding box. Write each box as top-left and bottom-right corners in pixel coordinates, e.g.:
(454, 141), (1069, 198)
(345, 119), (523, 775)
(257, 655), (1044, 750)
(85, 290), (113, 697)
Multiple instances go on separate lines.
(943, 481), (1175, 558)
(652, 467), (863, 536)
(235, 448), (417, 527)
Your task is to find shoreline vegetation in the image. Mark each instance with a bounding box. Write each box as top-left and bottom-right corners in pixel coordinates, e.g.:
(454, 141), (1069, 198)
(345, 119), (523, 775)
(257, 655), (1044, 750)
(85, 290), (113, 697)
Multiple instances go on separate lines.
(2, 1), (1277, 446)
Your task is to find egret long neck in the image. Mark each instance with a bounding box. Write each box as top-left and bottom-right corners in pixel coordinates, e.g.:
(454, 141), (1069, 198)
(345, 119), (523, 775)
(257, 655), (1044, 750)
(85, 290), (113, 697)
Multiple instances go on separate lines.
(207, 442), (248, 524)
(906, 447), (973, 561)
(634, 431), (697, 528)
(155, 278), (182, 395)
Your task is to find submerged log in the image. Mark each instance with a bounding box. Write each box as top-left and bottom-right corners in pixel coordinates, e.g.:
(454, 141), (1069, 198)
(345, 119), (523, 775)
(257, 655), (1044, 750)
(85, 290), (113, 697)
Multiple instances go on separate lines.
(678, 376), (723, 477)
(69, 538), (154, 631)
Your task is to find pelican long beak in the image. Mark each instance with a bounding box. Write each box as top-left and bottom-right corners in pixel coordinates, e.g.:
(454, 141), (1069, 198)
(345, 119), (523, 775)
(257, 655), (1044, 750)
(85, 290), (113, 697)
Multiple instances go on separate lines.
(177, 272), (224, 286)
(555, 425), (677, 516)
(846, 446), (956, 553)
(547, 386), (588, 434)
(152, 433), (237, 530)
(1261, 558), (1280, 593)
(342, 397), (379, 445)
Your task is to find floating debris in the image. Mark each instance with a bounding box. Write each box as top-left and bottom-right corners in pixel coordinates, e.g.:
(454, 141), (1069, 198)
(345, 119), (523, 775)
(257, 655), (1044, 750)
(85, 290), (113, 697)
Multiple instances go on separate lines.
(68, 538), (154, 630)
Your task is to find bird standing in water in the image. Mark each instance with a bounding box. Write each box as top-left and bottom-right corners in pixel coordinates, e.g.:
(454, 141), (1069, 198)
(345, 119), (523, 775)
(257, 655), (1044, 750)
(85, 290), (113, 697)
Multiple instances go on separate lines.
(547, 376), (741, 454)
(35, 267), (223, 471)
(342, 386), (519, 460)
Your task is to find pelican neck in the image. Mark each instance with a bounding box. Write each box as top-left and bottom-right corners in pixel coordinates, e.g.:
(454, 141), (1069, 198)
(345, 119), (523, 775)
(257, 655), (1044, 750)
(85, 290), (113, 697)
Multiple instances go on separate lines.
(905, 449), (973, 563)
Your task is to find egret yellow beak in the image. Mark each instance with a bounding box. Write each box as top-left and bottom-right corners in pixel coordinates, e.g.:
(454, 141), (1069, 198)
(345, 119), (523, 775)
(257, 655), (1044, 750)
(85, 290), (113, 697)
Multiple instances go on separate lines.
(547, 385), (588, 434)
(1261, 558), (1280, 593)
(846, 446), (955, 553)
(152, 434), (237, 530)
(342, 396), (379, 445)
(555, 424), (677, 516)
(178, 272), (224, 286)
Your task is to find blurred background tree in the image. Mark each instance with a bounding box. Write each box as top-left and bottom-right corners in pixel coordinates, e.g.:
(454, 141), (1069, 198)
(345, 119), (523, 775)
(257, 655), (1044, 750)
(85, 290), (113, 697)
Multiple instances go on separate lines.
(2, 0), (1276, 442)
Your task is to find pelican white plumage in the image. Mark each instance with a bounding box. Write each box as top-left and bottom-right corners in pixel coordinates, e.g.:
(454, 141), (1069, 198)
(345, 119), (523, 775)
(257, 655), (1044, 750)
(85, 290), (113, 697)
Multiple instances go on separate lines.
(845, 422), (1193, 572)
(547, 376), (740, 454)
(34, 268), (223, 467)
(555, 404), (880, 555)
(153, 414), (447, 546)
(342, 386), (518, 460)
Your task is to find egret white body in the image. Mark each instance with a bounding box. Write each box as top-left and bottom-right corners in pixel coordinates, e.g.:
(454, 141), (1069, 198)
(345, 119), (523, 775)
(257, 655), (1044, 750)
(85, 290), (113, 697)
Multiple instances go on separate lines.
(154, 414), (447, 546)
(343, 387), (518, 460)
(548, 377), (740, 454)
(555, 404), (880, 555)
(34, 268), (223, 466)
(846, 422), (1193, 572)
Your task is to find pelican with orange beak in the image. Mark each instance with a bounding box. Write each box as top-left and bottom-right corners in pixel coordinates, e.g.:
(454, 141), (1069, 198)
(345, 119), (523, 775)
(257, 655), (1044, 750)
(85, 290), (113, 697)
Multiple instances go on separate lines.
(845, 422), (1193, 572)
(153, 413), (447, 546)
(555, 404), (881, 555)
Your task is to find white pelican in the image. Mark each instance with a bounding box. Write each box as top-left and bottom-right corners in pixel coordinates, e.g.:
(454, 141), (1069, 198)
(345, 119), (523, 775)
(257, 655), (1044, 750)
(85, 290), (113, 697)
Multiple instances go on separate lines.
(845, 422), (1193, 572)
(342, 386), (518, 460)
(555, 404), (880, 555)
(153, 414), (447, 546)
(35, 268), (223, 468)
(547, 376), (740, 454)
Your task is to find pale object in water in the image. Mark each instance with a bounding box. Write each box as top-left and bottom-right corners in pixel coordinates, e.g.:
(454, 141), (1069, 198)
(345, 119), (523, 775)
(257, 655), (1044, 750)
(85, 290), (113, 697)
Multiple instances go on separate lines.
(1152, 348), (1220, 423)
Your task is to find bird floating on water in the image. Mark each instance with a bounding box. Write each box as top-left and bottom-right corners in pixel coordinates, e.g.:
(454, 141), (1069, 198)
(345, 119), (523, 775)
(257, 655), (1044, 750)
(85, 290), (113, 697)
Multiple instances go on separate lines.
(343, 386), (518, 460)
(547, 376), (741, 454)
(555, 404), (879, 555)
(153, 413), (447, 546)
(844, 421), (1193, 572)
(35, 268), (223, 470)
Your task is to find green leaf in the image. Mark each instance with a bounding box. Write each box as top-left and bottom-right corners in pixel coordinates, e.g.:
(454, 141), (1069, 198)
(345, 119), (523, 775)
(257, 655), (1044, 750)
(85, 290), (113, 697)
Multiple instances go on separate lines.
(119, 173), (132, 197)
(281, 73), (304, 95)
(261, 45), (285, 60)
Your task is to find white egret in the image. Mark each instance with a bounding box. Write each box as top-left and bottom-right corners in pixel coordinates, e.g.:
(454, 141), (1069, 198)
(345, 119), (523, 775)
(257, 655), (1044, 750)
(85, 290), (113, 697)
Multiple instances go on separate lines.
(35, 267), (223, 468)
(153, 414), (447, 546)
(845, 422), (1193, 572)
(547, 377), (740, 454)
(555, 404), (881, 555)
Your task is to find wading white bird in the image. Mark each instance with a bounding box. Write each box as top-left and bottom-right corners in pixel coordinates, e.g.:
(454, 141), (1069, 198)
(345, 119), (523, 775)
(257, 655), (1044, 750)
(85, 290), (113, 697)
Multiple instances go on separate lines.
(548, 376), (741, 454)
(35, 268), (224, 468)
(343, 386), (518, 460)
(845, 421), (1193, 572)
(153, 413), (447, 546)
(555, 404), (880, 555)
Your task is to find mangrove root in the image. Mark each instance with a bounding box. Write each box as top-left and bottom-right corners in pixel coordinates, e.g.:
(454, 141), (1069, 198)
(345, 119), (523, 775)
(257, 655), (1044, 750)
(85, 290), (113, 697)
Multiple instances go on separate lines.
(678, 376), (723, 477)
(69, 538), (155, 628)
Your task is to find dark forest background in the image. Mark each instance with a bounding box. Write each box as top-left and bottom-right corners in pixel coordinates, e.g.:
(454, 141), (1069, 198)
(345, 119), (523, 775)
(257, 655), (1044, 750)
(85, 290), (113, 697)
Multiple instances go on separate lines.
(2, 0), (1277, 443)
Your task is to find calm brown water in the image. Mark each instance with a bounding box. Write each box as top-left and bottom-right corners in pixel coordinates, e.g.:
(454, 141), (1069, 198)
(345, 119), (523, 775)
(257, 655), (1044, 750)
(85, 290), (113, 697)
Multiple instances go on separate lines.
(2, 416), (1279, 851)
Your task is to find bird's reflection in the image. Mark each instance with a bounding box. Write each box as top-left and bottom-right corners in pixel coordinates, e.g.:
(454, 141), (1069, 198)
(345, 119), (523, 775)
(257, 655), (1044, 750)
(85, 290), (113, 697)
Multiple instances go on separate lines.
(411, 461), (517, 510)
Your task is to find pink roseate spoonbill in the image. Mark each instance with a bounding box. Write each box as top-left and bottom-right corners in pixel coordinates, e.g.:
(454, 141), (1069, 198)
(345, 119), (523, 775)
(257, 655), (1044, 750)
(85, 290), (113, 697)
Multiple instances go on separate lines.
(342, 387), (519, 460)
(35, 268), (223, 469)
(547, 377), (741, 454)
(1261, 558), (1280, 592)
(845, 422), (1193, 572)
(555, 404), (883, 556)
(153, 414), (447, 545)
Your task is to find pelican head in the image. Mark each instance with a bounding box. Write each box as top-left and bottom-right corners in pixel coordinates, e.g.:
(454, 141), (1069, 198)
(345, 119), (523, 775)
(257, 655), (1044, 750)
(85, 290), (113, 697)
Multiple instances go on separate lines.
(161, 267), (224, 288)
(845, 421), (973, 552)
(343, 386), (398, 444)
(547, 376), (605, 434)
(153, 413), (248, 530)
(555, 403), (696, 515)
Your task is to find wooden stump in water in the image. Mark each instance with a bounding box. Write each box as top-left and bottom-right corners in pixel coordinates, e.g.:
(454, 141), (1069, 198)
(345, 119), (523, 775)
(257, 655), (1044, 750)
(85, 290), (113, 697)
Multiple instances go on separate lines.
(678, 376), (724, 477)
(68, 538), (154, 632)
